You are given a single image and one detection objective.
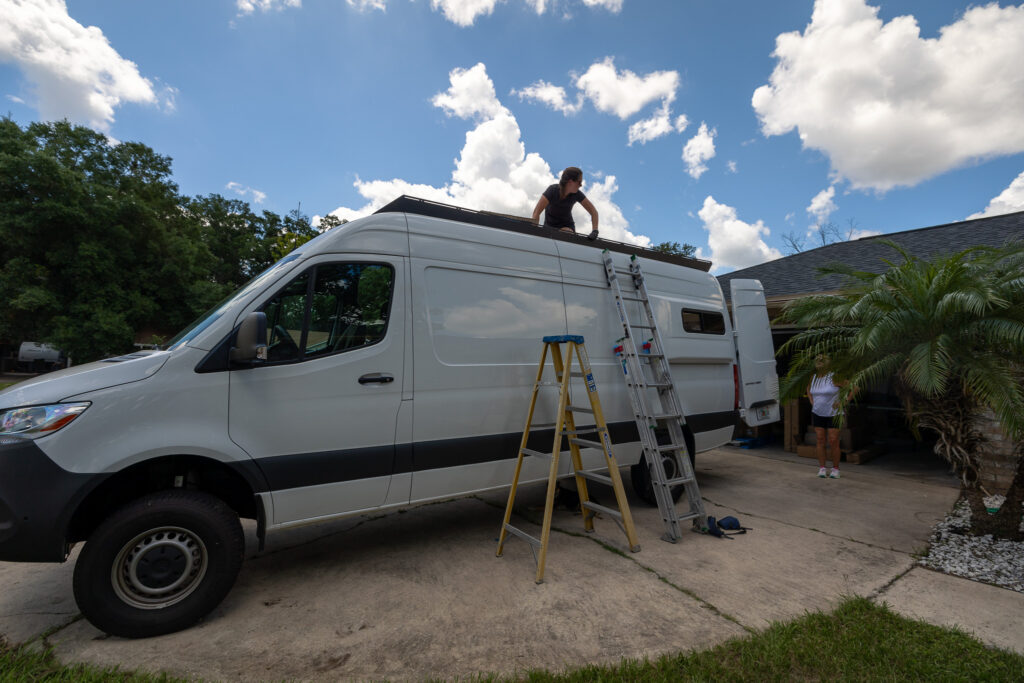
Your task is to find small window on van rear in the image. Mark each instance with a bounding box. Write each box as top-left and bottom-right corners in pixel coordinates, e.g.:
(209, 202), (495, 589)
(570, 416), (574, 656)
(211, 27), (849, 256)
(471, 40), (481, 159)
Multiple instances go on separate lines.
(681, 309), (725, 335)
(260, 263), (394, 362)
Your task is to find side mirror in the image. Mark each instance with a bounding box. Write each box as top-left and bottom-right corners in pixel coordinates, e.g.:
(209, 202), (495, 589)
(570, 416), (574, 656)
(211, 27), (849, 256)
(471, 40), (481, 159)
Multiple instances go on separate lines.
(229, 312), (268, 364)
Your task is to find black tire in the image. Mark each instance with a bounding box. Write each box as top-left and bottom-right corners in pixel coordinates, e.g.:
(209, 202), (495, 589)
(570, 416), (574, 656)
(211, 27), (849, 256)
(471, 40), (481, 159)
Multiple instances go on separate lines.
(73, 490), (244, 638)
(630, 454), (692, 506)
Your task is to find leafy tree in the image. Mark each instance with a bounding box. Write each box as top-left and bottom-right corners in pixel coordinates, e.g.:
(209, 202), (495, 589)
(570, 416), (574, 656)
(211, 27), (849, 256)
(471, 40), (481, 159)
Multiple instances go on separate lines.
(0, 118), (323, 363)
(776, 242), (1024, 539)
(318, 214), (345, 231)
(0, 118), (223, 362)
(651, 241), (697, 258)
(267, 208), (318, 262)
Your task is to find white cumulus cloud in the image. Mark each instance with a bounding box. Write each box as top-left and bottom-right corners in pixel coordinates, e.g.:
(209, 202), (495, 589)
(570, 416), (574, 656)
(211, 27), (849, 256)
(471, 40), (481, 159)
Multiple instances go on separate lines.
(627, 103), (688, 146)
(239, 0), (619, 25)
(511, 81), (583, 116)
(226, 182), (267, 204)
(682, 122), (717, 179)
(0, 0), (161, 131)
(326, 63), (650, 246)
(752, 0), (1024, 191)
(581, 0), (622, 10)
(968, 171), (1024, 219)
(432, 62), (505, 120)
(697, 196), (782, 272)
(574, 57), (678, 120)
(516, 57), (687, 145)
(347, 0), (386, 10)
(806, 185), (838, 225)
(236, 0), (301, 14)
(430, 0), (501, 26)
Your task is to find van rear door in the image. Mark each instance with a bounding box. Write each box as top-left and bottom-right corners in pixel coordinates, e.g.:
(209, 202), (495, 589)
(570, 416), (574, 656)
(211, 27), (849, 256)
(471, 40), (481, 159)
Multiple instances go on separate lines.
(730, 279), (779, 427)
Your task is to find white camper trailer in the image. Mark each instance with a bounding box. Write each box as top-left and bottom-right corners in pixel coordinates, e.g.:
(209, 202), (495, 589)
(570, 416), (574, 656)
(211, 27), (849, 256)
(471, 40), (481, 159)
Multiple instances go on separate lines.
(0, 196), (778, 637)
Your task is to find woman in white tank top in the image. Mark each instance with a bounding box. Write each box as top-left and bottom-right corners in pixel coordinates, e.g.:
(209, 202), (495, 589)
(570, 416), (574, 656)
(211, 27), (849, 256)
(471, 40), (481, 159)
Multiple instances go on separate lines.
(807, 356), (845, 479)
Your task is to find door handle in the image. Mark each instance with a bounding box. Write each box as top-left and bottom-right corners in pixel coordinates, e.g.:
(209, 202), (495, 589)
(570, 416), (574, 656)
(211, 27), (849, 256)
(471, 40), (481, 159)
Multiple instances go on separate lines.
(358, 373), (395, 384)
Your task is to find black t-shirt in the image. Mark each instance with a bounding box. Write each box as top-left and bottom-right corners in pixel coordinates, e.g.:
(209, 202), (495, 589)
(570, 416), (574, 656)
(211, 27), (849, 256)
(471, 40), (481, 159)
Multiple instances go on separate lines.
(542, 184), (586, 230)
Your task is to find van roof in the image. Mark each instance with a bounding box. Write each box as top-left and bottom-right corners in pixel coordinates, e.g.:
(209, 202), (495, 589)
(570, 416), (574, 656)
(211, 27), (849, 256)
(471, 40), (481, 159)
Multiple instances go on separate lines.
(374, 195), (712, 272)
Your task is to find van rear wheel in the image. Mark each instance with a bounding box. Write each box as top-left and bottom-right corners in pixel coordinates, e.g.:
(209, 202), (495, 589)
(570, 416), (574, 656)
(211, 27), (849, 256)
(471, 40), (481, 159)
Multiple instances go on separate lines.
(630, 455), (690, 506)
(73, 490), (244, 638)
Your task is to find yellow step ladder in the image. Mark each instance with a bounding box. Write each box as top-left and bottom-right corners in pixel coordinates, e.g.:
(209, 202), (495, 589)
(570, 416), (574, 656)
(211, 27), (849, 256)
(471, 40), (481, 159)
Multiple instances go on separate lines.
(496, 335), (641, 583)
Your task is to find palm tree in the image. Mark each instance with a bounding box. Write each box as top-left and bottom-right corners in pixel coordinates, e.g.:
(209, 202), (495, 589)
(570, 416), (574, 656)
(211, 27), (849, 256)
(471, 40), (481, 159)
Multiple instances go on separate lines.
(776, 241), (1024, 540)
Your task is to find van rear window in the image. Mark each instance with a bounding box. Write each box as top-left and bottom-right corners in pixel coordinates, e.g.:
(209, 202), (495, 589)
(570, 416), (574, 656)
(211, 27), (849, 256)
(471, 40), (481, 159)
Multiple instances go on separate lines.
(681, 309), (725, 335)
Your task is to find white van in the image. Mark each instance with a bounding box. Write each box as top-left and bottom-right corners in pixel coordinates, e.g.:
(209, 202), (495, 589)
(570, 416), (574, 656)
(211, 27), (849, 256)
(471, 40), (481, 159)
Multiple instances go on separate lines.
(0, 196), (778, 637)
(17, 341), (63, 372)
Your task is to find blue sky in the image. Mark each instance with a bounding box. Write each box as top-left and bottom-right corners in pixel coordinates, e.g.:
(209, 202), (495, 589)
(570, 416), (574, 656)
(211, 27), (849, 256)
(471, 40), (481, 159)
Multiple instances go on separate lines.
(2, 0), (1023, 272)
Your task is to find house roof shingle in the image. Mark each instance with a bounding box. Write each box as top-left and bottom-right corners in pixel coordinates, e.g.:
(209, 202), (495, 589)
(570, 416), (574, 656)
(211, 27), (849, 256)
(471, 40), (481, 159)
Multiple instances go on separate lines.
(717, 211), (1024, 300)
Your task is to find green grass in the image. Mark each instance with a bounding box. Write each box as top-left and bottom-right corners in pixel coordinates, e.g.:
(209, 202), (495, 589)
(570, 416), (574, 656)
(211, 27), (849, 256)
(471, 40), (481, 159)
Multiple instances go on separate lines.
(0, 382), (15, 391)
(497, 597), (1024, 682)
(0, 636), (184, 682)
(4, 599), (1024, 681)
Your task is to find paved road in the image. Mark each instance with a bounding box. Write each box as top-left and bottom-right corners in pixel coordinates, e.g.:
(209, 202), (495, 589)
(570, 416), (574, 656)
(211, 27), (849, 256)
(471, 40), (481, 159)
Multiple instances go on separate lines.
(2, 446), (1021, 680)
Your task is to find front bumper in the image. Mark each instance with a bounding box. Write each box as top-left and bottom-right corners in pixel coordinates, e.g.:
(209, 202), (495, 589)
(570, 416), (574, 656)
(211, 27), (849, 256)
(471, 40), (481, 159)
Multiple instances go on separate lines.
(0, 437), (105, 562)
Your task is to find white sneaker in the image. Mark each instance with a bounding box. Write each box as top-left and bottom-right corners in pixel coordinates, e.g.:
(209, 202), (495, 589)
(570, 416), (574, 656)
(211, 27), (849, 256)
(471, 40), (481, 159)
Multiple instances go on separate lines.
(830, 468), (841, 479)
(818, 467), (828, 478)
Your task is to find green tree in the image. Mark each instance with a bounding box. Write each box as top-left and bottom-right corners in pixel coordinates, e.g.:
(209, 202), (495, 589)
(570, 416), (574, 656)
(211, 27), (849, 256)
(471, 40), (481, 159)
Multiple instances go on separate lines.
(651, 241), (697, 258)
(0, 118), (224, 362)
(0, 118), (327, 363)
(776, 242), (1024, 539)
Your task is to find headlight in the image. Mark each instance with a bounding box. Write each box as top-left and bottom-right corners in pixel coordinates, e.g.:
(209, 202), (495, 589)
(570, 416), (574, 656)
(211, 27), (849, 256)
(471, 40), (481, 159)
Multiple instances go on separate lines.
(0, 403), (90, 439)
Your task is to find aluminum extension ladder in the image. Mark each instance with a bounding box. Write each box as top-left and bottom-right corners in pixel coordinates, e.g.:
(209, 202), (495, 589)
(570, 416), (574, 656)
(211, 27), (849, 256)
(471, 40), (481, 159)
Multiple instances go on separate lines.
(496, 335), (641, 583)
(603, 251), (709, 542)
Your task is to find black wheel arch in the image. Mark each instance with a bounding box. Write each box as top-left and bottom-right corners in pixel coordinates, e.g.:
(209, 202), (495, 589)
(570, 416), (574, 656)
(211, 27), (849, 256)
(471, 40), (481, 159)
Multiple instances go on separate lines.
(66, 455), (266, 545)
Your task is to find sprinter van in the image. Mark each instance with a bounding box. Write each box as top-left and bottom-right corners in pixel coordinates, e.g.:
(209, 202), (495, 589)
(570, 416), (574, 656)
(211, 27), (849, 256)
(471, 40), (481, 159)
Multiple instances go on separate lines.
(0, 196), (778, 637)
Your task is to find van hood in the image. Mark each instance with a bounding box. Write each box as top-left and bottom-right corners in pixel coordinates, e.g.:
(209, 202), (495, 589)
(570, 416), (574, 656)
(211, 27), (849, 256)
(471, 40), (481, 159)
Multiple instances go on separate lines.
(0, 351), (170, 408)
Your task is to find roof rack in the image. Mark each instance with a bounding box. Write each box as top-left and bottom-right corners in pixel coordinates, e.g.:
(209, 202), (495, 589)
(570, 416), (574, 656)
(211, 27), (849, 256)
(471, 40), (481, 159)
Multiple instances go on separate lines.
(374, 195), (711, 272)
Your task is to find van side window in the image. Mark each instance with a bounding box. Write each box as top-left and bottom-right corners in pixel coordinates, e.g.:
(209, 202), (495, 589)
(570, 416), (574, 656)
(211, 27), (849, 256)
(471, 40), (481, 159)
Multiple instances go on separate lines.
(305, 263), (393, 359)
(263, 273), (310, 362)
(260, 263), (394, 363)
(681, 308), (725, 335)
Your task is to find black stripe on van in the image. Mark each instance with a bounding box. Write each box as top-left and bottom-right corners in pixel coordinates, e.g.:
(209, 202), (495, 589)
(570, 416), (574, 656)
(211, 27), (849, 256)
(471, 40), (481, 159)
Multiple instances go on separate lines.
(253, 411), (736, 491)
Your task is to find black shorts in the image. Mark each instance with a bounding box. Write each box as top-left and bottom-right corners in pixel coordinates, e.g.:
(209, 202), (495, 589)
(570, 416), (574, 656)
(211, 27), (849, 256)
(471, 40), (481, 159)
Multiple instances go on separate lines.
(811, 414), (836, 429)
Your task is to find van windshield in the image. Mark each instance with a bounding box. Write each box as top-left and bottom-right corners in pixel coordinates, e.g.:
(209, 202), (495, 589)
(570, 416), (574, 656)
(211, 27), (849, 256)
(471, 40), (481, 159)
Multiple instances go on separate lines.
(164, 253), (304, 351)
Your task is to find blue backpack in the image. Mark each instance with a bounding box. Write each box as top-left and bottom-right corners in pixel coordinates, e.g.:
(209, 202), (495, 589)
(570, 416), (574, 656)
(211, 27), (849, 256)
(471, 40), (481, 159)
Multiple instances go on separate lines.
(705, 515), (751, 539)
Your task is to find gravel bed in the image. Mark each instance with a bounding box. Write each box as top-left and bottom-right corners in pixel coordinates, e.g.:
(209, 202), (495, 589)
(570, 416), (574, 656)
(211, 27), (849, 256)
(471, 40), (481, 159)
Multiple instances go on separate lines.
(918, 499), (1024, 593)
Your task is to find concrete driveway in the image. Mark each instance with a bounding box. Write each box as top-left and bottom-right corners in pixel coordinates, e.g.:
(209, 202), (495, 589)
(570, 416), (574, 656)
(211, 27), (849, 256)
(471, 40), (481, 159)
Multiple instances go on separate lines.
(2, 446), (1020, 680)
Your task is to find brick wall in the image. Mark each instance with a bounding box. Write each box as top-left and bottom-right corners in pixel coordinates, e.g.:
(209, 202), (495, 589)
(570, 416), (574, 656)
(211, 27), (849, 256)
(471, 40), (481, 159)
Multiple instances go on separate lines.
(977, 409), (1022, 495)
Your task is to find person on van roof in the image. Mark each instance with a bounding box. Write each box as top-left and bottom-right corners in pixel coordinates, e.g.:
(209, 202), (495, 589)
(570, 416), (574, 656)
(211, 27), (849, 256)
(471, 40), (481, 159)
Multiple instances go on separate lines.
(532, 166), (599, 240)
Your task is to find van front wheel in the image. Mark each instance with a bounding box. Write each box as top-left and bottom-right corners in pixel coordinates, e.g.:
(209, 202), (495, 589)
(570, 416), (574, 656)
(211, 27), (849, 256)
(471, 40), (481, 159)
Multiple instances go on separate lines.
(73, 490), (244, 638)
(630, 455), (690, 506)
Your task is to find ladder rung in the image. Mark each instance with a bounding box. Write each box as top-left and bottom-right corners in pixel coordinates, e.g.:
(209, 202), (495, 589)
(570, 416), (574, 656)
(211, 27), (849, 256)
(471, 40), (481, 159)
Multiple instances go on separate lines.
(569, 437), (604, 450)
(503, 524), (541, 547)
(531, 422), (557, 430)
(618, 296), (645, 302)
(630, 324), (655, 329)
(521, 448), (553, 460)
(566, 405), (594, 414)
(653, 443), (688, 452)
(646, 382), (672, 388)
(581, 500), (622, 520)
(651, 413), (683, 421)
(663, 476), (695, 486)
(576, 469), (613, 486)
(569, 371), (587, 377)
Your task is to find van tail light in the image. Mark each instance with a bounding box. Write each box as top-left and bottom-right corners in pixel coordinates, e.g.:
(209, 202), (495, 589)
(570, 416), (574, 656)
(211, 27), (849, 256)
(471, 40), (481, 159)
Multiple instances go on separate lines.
(733, 365), (740, 411)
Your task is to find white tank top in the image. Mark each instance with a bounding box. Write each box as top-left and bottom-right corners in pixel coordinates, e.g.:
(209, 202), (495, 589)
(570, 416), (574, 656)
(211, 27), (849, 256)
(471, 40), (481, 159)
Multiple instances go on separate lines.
(809, 373), (840, 417)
